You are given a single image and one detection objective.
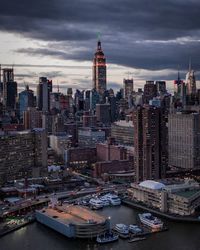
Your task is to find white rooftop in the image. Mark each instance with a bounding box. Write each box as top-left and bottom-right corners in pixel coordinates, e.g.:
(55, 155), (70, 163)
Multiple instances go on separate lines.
(139, 180), (165, 190)
(113, 120), (134, 128)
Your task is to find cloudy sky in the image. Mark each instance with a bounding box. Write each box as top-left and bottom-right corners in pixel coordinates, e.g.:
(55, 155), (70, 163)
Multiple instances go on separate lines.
(0, 0), (200, 94)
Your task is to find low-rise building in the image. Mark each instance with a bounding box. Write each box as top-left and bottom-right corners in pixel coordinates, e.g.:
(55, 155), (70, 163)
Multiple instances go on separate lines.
(78, 127), (105, 147)
(128, 179), (200, 216)
(64, 147), (97, 168)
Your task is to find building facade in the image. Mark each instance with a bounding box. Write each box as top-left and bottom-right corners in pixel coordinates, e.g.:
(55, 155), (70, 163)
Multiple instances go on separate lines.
(133, 105), (167, 182)
(0, 129), (47, 185)
(168, 111), (200, 169)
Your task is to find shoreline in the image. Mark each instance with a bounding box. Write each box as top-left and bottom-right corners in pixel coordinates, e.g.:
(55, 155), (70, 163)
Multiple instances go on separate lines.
(122, 199), (200, 223)
(0, 219), (35, 238)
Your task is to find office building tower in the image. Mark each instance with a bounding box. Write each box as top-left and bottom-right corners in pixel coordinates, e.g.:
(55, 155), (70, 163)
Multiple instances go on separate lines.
(37, 77), (52, 112)
(156, 81), (166, 95)
(168, 111), (200, 170)
(74, 89), (84, 112)
(133, 105), (167, 182)
(90, 89), (100, 111)
(143, 81), (157, 104)
(123, 78), (134, 99)
(19, 85), (34, 118)
(93, 40), (107, 95)
(2, 68), (17, 110)
(84, 90), (91, 111)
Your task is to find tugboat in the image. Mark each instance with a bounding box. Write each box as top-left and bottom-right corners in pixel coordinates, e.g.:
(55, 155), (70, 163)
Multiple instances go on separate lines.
(96, 231), (119, 244)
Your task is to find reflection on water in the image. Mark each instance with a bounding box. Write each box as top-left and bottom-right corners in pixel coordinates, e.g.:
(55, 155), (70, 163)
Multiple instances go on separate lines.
(1, 205), (200, 250)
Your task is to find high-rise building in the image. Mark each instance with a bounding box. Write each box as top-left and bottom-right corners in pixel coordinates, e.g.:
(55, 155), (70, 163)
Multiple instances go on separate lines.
(156, 81), (166, 95)
(90, 89), (100, 111)
(37, 77), (52, 112)
(23, 107), (43, 129)
(168, 111), (200, 170)
(19, 85), (34, 118)
(96, 103), (111, 125)
(93, 40), (107, 95)
(0, 129), (47, 185)
(2, 68), (17, 110)
(133, 105), (167, 182)
(123, 78), (134, 99)
(143, 81), (157, 104)
(186, 62), (196, 96)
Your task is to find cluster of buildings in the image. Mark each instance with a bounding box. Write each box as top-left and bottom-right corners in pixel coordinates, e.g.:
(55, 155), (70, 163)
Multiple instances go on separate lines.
(0, 39), (200, 215)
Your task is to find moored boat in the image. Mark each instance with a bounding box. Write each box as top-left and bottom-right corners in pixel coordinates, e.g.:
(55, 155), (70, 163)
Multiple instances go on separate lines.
(96, 231), (119, 244)
(89, 198), (104, 209)
(114, 224), (129, 235)
(138, 213), (163, 230)
(129, 224), (142, 234)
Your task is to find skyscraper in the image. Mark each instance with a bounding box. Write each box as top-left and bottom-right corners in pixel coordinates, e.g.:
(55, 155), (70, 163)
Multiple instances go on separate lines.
(93, 40), (107, 95)
(2, 68), (17, 110)
(37, 77), (52, 112)
(123, 78), (134, 99)
(143, 81), (157, 104)
(133, 105), (167, 182)
(156, 81), (166, 95)
(19, 85), (34, 118)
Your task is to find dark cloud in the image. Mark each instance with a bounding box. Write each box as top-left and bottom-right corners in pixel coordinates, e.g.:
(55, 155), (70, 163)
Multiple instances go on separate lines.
(1, 0), (200, 72)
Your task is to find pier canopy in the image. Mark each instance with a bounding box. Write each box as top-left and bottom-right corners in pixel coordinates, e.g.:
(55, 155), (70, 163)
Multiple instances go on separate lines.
(139, 180), (165, 190)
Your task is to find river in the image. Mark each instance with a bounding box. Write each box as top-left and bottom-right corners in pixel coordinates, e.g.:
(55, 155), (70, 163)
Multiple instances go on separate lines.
(1, 205), (199, 250)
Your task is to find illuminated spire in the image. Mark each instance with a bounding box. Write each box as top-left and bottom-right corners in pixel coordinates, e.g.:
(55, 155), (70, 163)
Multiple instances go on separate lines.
(97, 32), (101, 50)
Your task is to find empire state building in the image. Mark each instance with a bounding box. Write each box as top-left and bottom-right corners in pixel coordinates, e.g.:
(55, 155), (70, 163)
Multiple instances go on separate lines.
(93, 40), (107, 94)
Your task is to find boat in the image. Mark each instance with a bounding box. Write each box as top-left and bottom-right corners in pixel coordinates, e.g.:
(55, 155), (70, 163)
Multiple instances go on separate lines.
(96, 231), (119, 244)
(129, 224), (142, 234)
(128, 237), (146, 243)
(99, 196), (110, 206)
(106, 194), (121, 206)
(138, 213), (163, 229)
(89, 198), (104, 209)
(114, 224), (129, 235)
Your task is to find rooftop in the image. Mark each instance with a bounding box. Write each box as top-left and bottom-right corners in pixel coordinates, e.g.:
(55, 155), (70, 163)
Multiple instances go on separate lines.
(176, 189), (200, 198)
(40, 205), (106, 225)
(139, 180), (165, 190)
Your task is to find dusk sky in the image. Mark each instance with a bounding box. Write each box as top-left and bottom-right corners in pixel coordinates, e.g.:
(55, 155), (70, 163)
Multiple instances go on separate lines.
(0, 0), (200, 93)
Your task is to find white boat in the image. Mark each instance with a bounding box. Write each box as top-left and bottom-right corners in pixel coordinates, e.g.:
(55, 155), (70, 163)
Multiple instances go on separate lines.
(129, 224), (142, 234)
(99, 196), (110, 206)
(96, 232), (119, 244)
(106, 194), (121, 206)
(138, 213), (163, 229)
(114, 224), (129, 235)
(89, 198), (103, 209)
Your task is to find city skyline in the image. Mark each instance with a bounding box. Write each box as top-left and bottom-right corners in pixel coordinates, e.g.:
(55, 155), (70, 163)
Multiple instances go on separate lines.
(1, 0), (200, 93)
